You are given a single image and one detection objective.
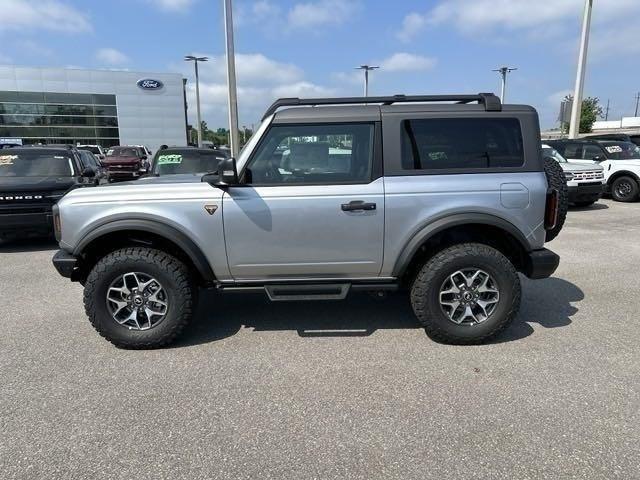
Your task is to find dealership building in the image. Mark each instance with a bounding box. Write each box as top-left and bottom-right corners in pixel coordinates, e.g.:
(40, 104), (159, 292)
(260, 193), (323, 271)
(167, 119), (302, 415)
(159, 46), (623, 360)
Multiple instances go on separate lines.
(0, 65), (188, 151)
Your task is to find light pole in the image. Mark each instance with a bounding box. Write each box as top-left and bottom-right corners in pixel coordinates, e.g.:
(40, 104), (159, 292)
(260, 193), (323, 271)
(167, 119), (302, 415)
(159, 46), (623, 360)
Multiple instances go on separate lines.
(223, 0), (240, 158)
(492, 66), (517, 103)
(355, 65), (379, 97)
(184, 55), (208, 147)
(569, 0), (593, 139)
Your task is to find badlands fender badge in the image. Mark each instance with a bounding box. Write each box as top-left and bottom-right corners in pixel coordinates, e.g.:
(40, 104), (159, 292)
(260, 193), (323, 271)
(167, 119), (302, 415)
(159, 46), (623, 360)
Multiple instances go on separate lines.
(204, 204), (219, 215)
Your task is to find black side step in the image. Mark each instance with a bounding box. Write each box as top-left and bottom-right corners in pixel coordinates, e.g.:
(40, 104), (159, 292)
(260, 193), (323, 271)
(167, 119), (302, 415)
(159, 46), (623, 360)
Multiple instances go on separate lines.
(264, 284), (350, 301)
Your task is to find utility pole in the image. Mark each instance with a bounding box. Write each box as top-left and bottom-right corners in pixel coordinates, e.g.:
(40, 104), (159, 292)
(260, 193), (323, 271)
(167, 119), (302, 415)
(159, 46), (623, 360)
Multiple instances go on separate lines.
(634, 93), (640, 118)
(492, 66), (517, 103)
(355, 65), (379, 97)
(604, 99), (610, 121)
(569, 0), (593, 139)
(223, 0), (240, 158)
(184, 55), (208, 147)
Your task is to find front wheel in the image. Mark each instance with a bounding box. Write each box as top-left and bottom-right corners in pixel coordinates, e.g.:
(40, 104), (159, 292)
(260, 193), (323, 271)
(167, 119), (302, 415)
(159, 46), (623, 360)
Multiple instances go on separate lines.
(410, 243), (521, 344)
(83, 247), (195, 348)
(610, 176), (639, 202)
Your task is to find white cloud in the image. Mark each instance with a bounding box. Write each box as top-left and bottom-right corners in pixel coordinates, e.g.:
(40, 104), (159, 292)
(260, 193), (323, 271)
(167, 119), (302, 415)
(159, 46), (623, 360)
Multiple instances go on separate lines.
(174, 52), (334, 127)
(17, 40), (55, 59)
(146, 0), (195, 12)
(96, 48), (130, 66)
(0, 52), (12, 64)
(397, 12), (428, 43)
(547, 89), (573, 106)
(398, 0), (640, 40)
(0, 0), (91, 33)
(378, 53), (437, 72)
(287, 0), (360, 29)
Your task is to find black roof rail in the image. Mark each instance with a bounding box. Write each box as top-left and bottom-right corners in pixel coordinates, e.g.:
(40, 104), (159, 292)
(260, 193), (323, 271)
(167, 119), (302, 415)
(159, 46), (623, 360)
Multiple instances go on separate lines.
(262, 93), (501, 119)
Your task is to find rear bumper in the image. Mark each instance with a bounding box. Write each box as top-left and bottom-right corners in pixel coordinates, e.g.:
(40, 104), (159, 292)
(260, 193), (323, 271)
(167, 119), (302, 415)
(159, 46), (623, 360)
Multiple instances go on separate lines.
(568, 183), (603, 203)
(52, 249), (77, 278)
(524, 248), (560, 280)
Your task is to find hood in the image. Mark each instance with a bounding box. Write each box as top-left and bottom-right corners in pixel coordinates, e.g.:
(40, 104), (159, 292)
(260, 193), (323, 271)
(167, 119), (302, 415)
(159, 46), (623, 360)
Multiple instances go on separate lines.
(560, 162), (604, 173)
(132, 173), (210, 184)
(0, 176), (77, 193)
(103, 156), (140, 164)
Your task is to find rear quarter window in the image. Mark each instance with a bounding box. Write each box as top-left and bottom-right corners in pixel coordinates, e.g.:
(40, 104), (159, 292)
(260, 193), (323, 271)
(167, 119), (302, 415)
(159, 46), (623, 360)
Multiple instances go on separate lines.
(401, 118), (524, 171)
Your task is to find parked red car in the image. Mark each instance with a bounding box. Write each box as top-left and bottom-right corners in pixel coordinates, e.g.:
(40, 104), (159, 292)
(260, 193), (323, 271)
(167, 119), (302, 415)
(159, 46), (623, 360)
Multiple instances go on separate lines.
(103, 146), (149, 182)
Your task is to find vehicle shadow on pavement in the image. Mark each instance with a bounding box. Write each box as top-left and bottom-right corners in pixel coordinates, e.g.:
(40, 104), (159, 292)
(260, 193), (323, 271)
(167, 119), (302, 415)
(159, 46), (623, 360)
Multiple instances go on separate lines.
(569, 203), (609, 212)
(174, 291), (421, 347)
(492, 277), (583, 343)
(0, 238), (58, 253)
(175, 276), (583, 347)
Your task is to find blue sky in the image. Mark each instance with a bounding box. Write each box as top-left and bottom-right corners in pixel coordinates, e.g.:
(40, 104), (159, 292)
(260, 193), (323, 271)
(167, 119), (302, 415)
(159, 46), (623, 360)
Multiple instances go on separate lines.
(1, 0), (639, 130)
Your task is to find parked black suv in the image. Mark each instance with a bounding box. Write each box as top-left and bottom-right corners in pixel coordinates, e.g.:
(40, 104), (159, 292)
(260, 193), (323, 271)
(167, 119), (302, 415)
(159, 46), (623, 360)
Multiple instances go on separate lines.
(0, 145), (98, 241)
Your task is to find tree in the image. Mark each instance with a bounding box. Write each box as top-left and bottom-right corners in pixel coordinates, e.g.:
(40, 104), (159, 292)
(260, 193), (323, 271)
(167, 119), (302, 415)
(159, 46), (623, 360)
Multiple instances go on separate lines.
(563, 95), (604, 134)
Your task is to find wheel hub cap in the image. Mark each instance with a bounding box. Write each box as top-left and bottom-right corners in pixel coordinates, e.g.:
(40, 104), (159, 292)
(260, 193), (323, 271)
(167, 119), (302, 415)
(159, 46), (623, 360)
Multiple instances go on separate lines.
(106, 272), (168, 330)
(439, 268), (500, 326)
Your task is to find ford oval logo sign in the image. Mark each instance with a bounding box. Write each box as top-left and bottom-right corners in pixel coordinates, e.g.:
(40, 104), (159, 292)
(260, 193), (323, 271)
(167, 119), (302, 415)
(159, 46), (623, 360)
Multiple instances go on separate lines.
(137, 79), (164, 90)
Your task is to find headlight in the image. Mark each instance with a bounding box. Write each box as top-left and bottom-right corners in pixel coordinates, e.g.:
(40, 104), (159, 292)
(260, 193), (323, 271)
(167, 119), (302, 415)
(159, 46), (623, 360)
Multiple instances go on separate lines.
(564, 172), (574, 181)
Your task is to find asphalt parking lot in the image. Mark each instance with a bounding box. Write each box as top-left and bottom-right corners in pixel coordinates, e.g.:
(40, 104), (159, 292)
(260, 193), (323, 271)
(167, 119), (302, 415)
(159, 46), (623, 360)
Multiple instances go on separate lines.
(1, 199), (638, 480)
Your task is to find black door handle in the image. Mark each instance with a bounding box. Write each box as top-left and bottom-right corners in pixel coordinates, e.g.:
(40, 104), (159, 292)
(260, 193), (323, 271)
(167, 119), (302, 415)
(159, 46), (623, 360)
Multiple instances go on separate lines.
(341, 201), (376, 211)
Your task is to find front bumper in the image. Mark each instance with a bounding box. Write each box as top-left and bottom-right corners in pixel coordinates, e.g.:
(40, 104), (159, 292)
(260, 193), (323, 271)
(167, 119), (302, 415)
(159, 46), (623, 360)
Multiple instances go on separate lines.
(524, 248), (560, 280)
(0, 211), (53, 237)
(568, 182), (603, 203)
(52, 249), (77, 278)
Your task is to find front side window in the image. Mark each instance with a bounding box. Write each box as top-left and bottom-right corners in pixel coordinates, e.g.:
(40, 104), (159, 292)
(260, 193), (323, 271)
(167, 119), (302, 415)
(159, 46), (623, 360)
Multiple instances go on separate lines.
(581, 144), (604, 160)
(0, 151), (74, 177)
(243, 123), (374, 185)
(401, 118), (524, 171)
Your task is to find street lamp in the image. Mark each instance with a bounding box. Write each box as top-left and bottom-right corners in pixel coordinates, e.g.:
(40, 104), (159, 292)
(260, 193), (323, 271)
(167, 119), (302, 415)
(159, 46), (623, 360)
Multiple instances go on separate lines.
(184, 55), (208, 147)
(569, 0), (593, 139)
(492, 66), (517, 103)
(355, 65), (379, 97)
(223, 0), (240, 158)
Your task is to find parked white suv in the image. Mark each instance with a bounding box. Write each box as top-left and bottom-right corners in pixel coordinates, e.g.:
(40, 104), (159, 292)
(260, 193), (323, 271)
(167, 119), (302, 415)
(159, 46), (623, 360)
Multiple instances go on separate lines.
(547, 139), (640, 202)
(541, 144), (604, 207)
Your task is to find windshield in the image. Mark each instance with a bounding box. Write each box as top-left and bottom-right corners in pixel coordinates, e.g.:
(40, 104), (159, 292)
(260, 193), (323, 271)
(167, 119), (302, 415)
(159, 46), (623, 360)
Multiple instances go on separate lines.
(153, 150), (224, 175)
(80, 146), (101, 155)
(0, 151), (74, 177)
(107, 147), (139, 157)
(542, 147), (567, 163)
(601, 142), (640, 160)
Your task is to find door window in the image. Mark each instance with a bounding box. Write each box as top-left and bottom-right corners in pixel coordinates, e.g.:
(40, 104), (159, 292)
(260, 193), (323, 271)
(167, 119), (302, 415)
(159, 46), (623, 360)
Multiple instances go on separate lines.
(243, 123), (374, 185)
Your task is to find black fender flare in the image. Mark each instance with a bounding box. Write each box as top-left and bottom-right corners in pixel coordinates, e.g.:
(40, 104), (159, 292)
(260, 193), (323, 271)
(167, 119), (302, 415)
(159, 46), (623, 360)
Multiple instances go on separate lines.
(392, 213), (533, 277)
(73, 219), (216, 282)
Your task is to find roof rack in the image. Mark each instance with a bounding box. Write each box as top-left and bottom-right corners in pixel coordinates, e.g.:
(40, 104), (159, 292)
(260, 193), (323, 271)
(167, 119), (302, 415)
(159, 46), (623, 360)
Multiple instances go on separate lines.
(262, 93), (501, 120)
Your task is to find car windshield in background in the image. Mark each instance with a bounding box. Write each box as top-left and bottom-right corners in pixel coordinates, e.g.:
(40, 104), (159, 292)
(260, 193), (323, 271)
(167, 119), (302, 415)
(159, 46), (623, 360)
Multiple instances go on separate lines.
(80, 146), (101, 155)
(154, 150), (223, 175)
(0, 151), (74, 177)
(601, 142), (640, 160)
(107, 148), (138, 157)
(542, 147), (567, 163)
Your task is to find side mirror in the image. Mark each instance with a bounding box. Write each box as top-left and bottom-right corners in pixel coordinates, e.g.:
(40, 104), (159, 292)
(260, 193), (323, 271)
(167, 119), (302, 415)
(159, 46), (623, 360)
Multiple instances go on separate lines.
(206, 157), (238, 187)
(81, 166), (96, 178)
(141, 155), (148, 160)
(593, 155), (603, 162)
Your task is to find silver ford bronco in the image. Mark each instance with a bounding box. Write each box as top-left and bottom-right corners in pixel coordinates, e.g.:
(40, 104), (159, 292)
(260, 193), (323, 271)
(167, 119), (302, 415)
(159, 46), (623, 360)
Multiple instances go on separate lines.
(52, 94), (562, 348)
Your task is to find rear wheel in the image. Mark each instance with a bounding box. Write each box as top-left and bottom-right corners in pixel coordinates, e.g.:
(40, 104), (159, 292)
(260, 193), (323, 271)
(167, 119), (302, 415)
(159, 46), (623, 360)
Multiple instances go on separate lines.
(83, 247), (195, 349)
(610, 176), (639, 202)
(410, 243), (521, 344)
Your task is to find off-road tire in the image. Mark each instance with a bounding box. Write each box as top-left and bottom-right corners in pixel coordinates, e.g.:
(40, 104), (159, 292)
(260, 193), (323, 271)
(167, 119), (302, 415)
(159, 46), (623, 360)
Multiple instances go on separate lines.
(610, 176), (639, 202)
(543, 156), (568, 242)
(83, 247), (195, 349)
(410, 243), (521, 344)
